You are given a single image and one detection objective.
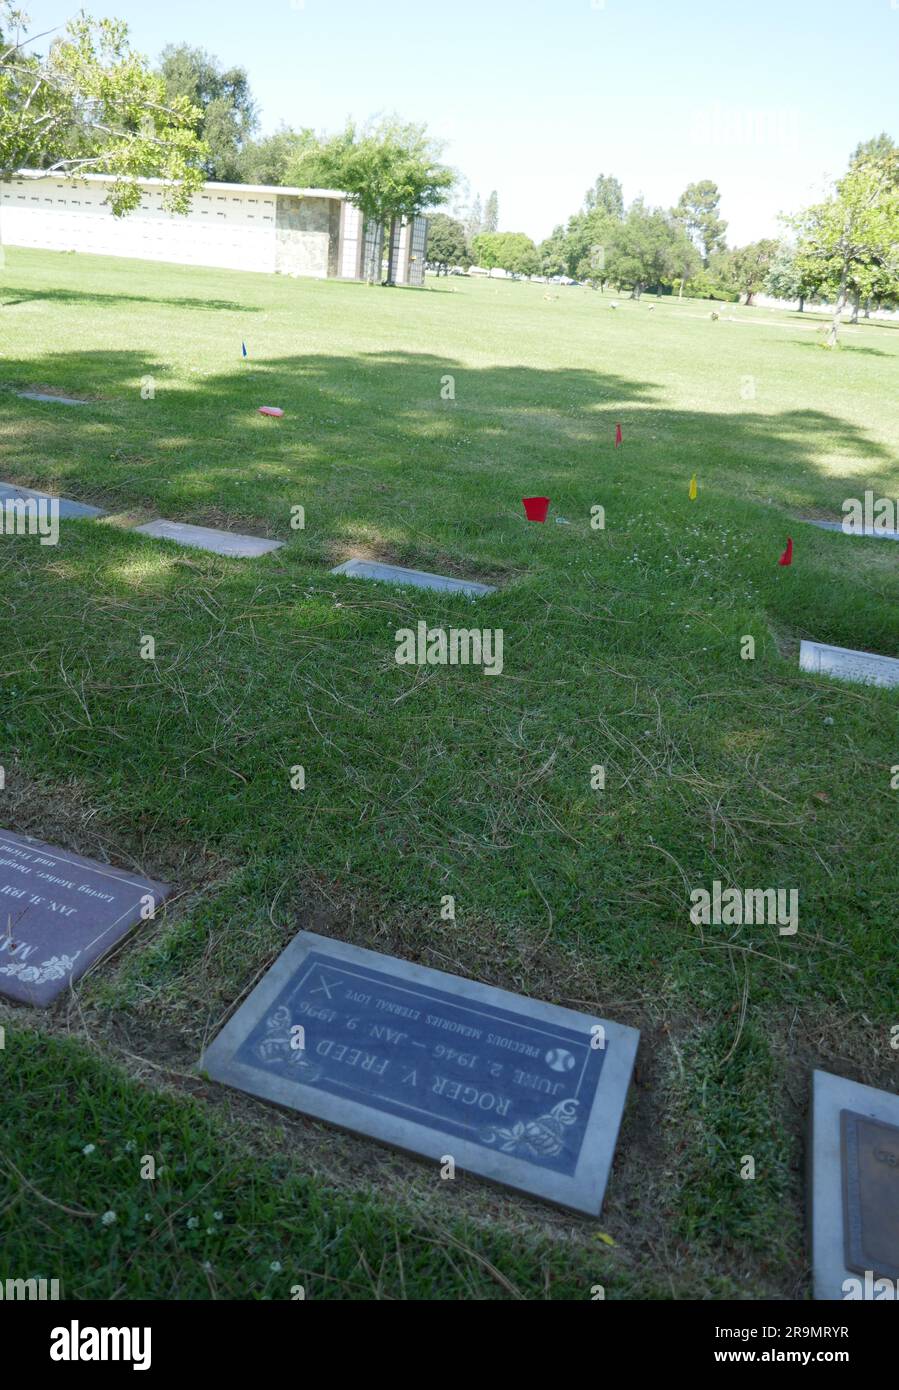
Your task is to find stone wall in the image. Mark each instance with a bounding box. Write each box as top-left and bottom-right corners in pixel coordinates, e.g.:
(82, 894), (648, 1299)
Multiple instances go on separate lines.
(274, 195), (336, 278)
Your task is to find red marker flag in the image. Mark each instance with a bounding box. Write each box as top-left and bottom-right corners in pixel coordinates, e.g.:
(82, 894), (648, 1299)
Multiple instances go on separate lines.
(523, 496), (550, 522)
(778, 537), (793, 566)
(615, 422), (623, 447)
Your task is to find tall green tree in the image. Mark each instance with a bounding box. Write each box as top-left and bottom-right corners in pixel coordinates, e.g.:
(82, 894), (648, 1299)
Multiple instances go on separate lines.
(426, 212), (468, 273)
(569, 209), (620, 282)
(291, 116), (453, 283)
(791, 157), (899, 345)
(584, 173), (623, 219)
(463, 192), (482, 243)
(0, 3), (206, 215)
(537, 225), (568, 279)
(237, 127), (316, 186)
(158, 44), (257, 183)
(846, 134), (899, 318)
(674, 179), (727, 265)
(607, 201), (698, 298)
(483, 189), (499, 233)
(765, 241), (815, 311)
(471, 230), (538, 276)
(729, 238), (778, 305)
(850, 132), (899, 182)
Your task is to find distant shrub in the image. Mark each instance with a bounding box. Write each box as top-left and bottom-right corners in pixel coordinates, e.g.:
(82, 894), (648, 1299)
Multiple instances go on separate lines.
(685, 270), (739, 302)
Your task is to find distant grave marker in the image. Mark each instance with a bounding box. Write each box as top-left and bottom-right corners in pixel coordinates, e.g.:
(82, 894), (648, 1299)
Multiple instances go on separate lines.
(807, 520), (899, 542)
(331, 558), (495, 597)
(0, 830), (169, 1006)
(800, 639), (899, 689)
(201, 932), (639, 1215)
(135, 520), (283, 558)
(809, 1070), (899, 1299)
(16, 392), (89, 406)
(0, 482), (105, 520)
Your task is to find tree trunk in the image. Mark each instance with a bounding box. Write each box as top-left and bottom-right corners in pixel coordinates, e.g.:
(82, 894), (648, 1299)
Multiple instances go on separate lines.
(826, 264), (848, 347)
(365, 220), (383, 285)
(850, 290), (860, 324)
(745, 291), (755, 306)
(798, 296), (804, 313)
(864, 296), (871, 319)
(384, 216), (398, 285)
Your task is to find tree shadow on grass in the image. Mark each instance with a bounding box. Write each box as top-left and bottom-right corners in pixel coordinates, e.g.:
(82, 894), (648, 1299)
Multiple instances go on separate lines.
(0, 286), (263, 313)
(0, 345), (896, 660)
(0, 343), (892, 489)
(791, 340), (894, 358)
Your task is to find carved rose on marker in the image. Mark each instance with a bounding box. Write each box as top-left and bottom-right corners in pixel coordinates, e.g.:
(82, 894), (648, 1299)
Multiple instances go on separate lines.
(482, 1098), (579, 1157)
(255, 1005), (323, 1083)
(0, 952), (80, 984)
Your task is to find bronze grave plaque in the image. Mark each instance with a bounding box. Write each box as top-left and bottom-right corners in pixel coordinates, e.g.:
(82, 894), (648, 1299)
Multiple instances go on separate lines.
(841, 1110), (899, 1280)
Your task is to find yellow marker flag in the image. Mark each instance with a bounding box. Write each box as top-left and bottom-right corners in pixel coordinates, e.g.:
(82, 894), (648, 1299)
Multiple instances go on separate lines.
(689, 474), (697, 500)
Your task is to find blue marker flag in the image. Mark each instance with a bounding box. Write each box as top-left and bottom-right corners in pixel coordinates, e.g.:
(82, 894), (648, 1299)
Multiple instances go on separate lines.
(241, 342), (248, 358)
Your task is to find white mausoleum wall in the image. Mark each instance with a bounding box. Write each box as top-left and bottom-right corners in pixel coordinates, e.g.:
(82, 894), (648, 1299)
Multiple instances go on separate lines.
(0, 173), (349, 279)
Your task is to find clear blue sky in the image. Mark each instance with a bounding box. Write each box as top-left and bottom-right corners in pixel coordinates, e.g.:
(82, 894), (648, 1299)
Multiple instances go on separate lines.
(20, 0), (899, 244)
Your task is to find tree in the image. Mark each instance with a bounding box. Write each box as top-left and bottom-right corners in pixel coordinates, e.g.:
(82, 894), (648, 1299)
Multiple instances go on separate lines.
(538, 225), (569, 279)
(847, 135), (899, 318)
(238, 126), (316, 186)
(668, 226), (701, 299)
(674, 180), (727, 265)
(0, 4), (206, 220)
(791, 158), (899, 346)
(765, 241), (814, 311)
(470, 231), (538, 276)
(851, 132), (899, 183)
(607, 201), (697, 298)
(290, 116), (454, 283)
(584, 173), (623, 220)
(483, 189), (499, 233)
(158, 44), (257, 182)
(426, 212), (468, 273)
(463, 192), (482, 243)
(729, 238), (778, 305)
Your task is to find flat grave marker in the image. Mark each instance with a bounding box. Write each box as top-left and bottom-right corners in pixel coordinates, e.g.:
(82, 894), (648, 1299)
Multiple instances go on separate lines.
(807, 520), (899, 542)
(201, 932), (638, 1215)
(0, 481), (105, 520)
(799, 639), (899, 689)
(134, 519), (283, 558)
(331, 558), (495, 598)
(0, 830), (169, 1006)
(809, 1070), (899, 1299)
(16, 392), (89, 406)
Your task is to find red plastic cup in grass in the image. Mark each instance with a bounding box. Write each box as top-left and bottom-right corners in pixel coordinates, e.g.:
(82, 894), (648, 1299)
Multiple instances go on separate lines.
(523, 496), (550, 522)
(258, 406), (284, 418)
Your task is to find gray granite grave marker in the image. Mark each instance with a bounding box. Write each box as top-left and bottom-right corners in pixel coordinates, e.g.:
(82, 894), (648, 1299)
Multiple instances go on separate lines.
(0, 830), (169, 1006)
(800, 639), (899, 689)
(201, 932), (638, 1215)
(809, 1070), (899, 1299)
(16, 392), (89, 406)
(331, 558), (495, 597)
(134, 519), (283, 558)
(807, 520), (899, 542)
(0, 481), (105, 520)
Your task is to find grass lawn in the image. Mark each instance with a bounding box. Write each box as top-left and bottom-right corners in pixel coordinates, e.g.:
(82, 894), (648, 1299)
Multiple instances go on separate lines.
(1, 247), (897, 1300)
